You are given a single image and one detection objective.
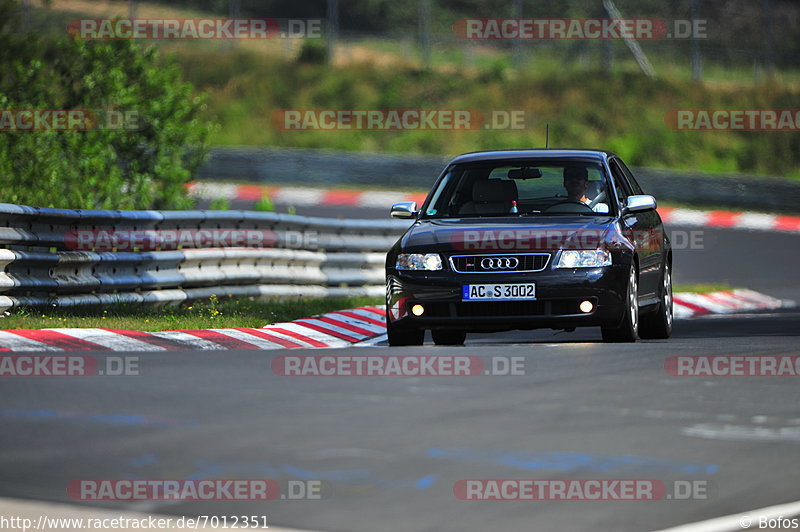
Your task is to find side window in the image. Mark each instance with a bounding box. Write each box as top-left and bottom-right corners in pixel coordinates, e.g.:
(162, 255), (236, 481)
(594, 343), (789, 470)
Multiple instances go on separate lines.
(617, 159), (644, 195)
(608, 160), (630, 210)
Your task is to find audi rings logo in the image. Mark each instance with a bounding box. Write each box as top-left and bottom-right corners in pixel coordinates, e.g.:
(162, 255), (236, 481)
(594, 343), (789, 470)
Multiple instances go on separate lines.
(480, 257), (519, 270)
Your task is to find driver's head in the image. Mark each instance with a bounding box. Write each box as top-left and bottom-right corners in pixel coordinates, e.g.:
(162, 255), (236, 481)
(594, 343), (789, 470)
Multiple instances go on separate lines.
(563, 166), (589, 200)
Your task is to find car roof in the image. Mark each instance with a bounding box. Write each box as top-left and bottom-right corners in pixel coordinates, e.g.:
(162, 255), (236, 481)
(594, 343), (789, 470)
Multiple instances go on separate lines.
(448, 149), (616, 165)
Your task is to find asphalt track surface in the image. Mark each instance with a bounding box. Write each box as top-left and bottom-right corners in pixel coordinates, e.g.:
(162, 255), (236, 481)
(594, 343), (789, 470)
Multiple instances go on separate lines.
(1, 202), (799, 532)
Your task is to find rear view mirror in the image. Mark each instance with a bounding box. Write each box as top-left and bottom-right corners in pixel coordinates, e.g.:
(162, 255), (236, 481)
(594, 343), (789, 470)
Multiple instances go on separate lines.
(508, 167), (542, 180)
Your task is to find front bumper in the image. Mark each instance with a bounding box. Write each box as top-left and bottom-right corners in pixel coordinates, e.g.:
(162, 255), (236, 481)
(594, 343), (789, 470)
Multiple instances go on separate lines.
(386, 265), (628, 332)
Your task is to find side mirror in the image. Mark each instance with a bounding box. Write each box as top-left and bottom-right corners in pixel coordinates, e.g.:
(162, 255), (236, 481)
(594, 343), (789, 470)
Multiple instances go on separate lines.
(624, 195), (657, 214)
(390, 201), (418, 219)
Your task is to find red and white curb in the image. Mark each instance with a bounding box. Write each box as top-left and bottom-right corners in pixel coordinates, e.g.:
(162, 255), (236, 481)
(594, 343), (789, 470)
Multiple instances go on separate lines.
(187, 182), (800, 234)
(187, 182), (427, 209)
(657, 207), (800, 233)
(0, 292), (793, 352)
(0, 306), (386, 353)
(672, 289), (792, 319)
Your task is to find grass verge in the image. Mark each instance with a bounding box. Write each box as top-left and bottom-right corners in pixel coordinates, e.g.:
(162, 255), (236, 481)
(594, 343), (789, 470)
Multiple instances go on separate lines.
(0, 296), (383, 331)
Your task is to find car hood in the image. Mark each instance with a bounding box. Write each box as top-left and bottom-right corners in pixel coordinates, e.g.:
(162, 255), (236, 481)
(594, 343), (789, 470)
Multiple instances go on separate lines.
(399, 216), (619, 253)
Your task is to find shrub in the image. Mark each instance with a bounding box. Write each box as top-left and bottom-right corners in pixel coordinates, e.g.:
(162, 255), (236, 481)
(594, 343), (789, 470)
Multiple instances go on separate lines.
(0, 3), (214, 209)
(254, 194), (275, 212)
(296, 39), (328, 65)
(208, 197), (231, 210)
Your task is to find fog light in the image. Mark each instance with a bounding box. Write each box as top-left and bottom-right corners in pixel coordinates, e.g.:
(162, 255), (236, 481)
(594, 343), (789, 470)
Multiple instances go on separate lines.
(411, 304), (425, 316)
(579, 300), (594, 313)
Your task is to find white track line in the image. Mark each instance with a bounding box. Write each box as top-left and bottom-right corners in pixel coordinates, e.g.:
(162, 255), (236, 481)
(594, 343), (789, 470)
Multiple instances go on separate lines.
(653, 499), (800, 531)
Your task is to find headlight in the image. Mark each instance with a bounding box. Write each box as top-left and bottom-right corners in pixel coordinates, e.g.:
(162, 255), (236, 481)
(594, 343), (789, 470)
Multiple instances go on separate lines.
(395, 253), (443, 271)
(555, 250), (612, 268)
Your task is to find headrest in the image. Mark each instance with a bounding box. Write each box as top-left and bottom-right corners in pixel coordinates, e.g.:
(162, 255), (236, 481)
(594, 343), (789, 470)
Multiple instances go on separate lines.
(563, 166), (588, 181)
(472, 180), (518, 203)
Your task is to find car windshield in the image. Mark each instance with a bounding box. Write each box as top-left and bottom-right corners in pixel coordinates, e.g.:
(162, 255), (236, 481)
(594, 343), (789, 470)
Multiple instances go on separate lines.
(421, 159), (613, 218)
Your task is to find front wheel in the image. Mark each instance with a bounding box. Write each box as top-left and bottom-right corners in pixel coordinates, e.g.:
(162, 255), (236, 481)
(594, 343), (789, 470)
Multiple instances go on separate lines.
(639, 262), (673, 339)
(386, 319), (424, 346)
(601, 266), (639, 343)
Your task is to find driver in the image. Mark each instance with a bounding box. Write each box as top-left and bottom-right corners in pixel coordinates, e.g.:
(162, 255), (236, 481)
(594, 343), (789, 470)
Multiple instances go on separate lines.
(563, 166), (590, 203)
(562, 166), (609, 213)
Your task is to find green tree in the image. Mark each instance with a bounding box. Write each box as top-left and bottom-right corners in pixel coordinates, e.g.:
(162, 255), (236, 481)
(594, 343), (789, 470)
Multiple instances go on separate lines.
(0, 1), (214, 209)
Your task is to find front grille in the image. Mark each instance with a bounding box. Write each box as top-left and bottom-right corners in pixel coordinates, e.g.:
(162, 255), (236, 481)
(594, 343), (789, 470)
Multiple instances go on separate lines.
(449, 253), (550, 274)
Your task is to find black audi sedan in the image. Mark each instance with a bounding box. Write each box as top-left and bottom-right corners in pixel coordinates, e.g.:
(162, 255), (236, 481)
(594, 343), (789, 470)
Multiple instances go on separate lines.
(385, 149), (672, 345)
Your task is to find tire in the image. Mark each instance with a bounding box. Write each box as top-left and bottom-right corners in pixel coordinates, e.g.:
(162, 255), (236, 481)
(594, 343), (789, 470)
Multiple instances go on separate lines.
(601, 266), (639, 343)
(431, 329), (467, 346)
(639, 262), (673, 339)
(386, 319), (424, 346)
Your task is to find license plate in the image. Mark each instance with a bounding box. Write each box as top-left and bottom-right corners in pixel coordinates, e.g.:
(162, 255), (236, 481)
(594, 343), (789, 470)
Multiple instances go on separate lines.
(462, 283), (536, 301)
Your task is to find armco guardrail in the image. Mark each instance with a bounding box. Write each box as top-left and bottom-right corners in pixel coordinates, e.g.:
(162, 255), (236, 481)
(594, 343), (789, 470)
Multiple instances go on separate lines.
(0, 204), (410, 311)
(196, 146), (450, 190)
(198, 147), (800, 214)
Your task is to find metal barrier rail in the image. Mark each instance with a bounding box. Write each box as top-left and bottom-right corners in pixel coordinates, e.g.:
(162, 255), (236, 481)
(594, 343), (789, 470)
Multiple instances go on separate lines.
(0, 203), (409, 311)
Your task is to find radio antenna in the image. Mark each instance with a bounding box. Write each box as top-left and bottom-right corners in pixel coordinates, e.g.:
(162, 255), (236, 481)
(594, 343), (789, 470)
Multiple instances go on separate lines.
(545, 123), (550, 148)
